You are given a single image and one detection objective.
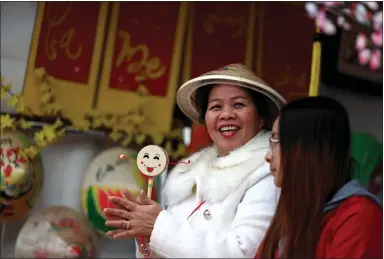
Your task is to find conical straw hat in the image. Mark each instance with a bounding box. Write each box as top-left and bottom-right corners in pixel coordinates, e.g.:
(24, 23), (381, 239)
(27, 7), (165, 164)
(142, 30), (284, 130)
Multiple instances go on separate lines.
(177, 63), (287, 127)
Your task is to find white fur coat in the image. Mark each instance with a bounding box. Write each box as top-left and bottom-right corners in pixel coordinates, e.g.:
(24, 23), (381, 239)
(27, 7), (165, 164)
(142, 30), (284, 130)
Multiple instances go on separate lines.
(137, 131), (280, 258)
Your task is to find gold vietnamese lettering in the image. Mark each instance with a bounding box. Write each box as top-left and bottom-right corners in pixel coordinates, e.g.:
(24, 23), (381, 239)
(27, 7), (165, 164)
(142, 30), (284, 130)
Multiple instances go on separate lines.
(44, 3), (83, 61)
(116, 30), (166, 82)
(202, 14), (245, 38)
(274, 65), (306, 88)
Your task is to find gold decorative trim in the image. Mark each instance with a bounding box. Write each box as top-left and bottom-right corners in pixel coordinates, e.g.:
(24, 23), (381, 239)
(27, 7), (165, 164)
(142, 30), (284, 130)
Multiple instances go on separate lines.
(255, 3), (265, 77)
(245, 2), (256, 68)
(309, 26), (322, 96)
(182, 2), (195, 83)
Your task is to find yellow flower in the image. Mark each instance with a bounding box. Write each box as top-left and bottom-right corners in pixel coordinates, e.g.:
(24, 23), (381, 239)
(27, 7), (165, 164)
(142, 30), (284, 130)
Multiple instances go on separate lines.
(109, 131), (122, 141)
(42, 104), (61, 115)
(135, 133), (147, 145)
(164, 141), (173, 155)
(34, 67), (46, 80)
(40, 82), (51, 92)
(57, 128), (66, 137)
(0, 114), (16, 130)
(52, 118), (63, 128)
(15, 99), (27, 113)
(18, 119), (32, 129)
(22, 146), (40, 159)
(42, 126), (58, 143)
(168, 128), (183, 139)
(150, 133), (164, 145)
(92, 117), (103, 128)
(0, 85), (11, 100)
(175, 143), (187, 158)
(7, 94), (21, 108)
(86, 109), (100, 118)
(121, 133), (133, 146)
(71, 118), (90, 132)
(34, 130), (48, 147)
(40, 92), (52, 103)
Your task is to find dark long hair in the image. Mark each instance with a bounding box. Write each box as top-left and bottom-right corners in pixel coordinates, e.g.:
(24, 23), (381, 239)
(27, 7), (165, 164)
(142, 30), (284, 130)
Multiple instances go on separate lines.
(259, 96), (352, 258)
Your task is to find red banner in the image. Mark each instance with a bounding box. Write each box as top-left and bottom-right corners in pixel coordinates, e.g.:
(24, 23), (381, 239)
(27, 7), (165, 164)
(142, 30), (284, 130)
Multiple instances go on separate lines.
(187, 123), (212, 154)
(34, 2), (102, 84)
(108, 2), (182, 97)
(187, 2), (255, 78)
(256, 2), (314, 102)
(185, 2), (255, 153)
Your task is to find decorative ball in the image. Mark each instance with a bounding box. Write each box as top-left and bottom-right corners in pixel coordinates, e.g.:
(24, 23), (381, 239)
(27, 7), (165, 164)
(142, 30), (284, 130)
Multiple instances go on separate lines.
(14, 205), (98, 258)
(81, 147), (155, 237)
(0, 131), (44, 223)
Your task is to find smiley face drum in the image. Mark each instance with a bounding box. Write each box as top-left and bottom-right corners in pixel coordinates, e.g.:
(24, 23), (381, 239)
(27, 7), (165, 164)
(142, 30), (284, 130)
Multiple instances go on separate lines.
(136, 145), (169, 177)
(81, 147), (154, 237)
(0, 131), (44, 223)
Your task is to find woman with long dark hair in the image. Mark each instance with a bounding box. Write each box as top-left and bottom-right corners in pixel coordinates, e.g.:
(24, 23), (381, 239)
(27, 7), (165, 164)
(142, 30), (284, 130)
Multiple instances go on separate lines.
(257, 96), (382, 258)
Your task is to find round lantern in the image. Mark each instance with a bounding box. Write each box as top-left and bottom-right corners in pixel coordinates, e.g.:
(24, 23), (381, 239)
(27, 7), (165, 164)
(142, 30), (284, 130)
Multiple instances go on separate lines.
(0, 131), (44, 223)
(81, 147), (154, 237)
(14, 205), (99, 258)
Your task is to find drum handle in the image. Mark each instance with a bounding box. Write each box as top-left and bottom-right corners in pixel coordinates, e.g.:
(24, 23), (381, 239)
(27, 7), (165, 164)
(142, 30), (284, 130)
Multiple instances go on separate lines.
(0, 223), (5, 258)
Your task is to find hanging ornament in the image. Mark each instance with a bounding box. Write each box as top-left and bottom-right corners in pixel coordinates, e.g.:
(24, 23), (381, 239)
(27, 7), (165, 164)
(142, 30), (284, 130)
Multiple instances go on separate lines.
(369, 50), (381, 70)
(305, 1), (383, 70)
(358, 48), (372, 65)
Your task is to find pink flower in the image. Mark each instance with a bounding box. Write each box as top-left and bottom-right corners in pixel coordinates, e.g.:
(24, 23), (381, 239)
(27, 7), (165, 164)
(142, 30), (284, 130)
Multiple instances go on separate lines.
(365, 2), (379, 11)
(372, 11), (383, 31)
(323, 19), (336, 35)
(341, 8), (351, 16)
(324, 2), (337, 7)
(358, 48), (371, 65)
(371, 30), (383, 47)
(342, 22), (352, 31)
(315, 9), (326, 30)
(369, 50), (381, 70)
(305, 2), (318, 18)
(337, 15), (345, 26)
(356, 33), (367, 50)
(355, 3), (368, 24)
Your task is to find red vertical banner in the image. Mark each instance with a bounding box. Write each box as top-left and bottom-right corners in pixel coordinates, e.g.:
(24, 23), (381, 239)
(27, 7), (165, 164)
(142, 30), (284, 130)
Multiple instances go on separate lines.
(184, 2), (256, 154)
(22, 2), (109, 121)
(186, 123), (213, 154)
(97, 2), (188, 136)
(255, 2), (315, 102)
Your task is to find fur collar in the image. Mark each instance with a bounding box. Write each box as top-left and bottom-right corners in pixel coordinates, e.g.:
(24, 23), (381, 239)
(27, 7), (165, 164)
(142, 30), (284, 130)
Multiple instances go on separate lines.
(162, 131), (272, 206)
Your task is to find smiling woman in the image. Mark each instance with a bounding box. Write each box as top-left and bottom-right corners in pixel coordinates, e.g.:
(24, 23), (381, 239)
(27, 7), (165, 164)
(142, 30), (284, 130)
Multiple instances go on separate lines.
(103, 63), (287, 258)
(195, 84), (271, 156)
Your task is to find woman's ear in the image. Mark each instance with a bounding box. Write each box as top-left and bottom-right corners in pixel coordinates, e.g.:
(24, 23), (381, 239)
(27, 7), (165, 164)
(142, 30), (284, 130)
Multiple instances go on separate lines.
(259, 117), (266, 130)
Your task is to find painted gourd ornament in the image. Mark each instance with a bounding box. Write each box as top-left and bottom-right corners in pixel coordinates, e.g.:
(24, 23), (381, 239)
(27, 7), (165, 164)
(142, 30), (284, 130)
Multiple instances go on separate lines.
(0, 131), (44, 223)
(81, 147), (156, 237)
(14, 205), (99, 258)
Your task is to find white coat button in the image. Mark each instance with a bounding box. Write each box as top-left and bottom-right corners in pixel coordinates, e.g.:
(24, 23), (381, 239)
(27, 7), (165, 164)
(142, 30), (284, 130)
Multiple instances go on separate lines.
(203, 209), (211, 220)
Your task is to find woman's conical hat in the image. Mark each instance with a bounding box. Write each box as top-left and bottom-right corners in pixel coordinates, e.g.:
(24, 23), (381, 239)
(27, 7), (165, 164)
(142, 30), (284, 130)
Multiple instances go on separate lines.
(176, 63), (286, 126)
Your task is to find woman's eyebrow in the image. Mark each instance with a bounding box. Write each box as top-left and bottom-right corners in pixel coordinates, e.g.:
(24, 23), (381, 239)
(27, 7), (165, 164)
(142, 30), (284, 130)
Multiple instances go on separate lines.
(208, 96), (247, 103)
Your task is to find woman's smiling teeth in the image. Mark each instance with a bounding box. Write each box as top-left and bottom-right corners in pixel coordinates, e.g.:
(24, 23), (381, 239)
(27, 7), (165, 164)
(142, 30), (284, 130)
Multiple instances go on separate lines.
(219, 126), (240, 138)
(219, 126), (240, 132)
